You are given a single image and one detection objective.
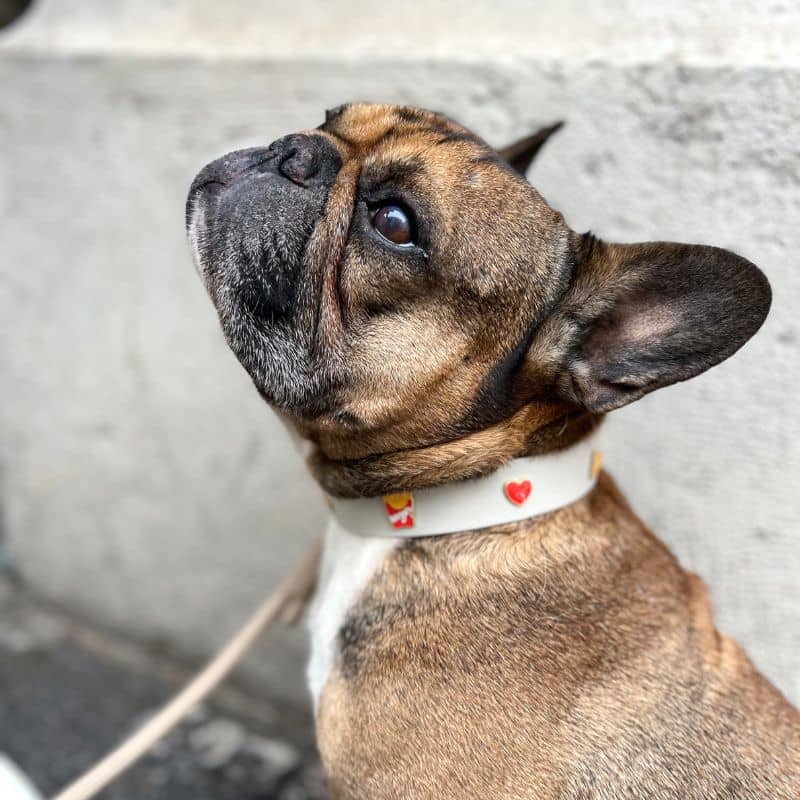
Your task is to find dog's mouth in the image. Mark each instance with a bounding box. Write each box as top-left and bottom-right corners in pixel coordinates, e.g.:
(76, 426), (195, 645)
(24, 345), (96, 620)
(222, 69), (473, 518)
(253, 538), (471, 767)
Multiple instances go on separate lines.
(187, 146), (274, 199)
(185, 133), (352, 412)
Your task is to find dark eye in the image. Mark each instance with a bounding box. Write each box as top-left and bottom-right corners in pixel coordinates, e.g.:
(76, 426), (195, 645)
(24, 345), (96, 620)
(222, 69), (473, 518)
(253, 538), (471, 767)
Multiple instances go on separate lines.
(372, 204), (414, 246)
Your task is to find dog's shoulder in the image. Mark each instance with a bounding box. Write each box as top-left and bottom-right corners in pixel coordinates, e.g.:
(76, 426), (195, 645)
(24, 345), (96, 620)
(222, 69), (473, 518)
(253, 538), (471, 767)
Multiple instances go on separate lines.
(315, 477), (800, 798)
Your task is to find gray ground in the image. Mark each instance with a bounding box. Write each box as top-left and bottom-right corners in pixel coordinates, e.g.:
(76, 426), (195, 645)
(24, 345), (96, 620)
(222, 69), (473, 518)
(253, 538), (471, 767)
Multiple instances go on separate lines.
(0, 576), (326, 800)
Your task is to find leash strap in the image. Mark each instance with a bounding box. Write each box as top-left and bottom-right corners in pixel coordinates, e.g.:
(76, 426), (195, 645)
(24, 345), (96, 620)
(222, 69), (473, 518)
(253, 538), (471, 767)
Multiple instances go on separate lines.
(48, 538), (321, 800)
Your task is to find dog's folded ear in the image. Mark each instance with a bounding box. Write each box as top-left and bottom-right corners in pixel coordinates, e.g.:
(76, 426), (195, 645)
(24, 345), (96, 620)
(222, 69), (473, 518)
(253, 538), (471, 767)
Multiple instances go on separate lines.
(497, 122), (564, 176)
(553, 235), (772, 413)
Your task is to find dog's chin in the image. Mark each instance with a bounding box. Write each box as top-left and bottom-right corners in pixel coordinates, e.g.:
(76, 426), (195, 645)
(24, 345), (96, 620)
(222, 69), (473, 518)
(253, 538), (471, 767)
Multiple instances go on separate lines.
(202, 277), (327, 414)
(237, 334), (333, 415)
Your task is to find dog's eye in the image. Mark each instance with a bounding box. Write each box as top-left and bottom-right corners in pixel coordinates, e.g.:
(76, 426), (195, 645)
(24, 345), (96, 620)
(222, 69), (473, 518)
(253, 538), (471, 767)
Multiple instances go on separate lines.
(372, 204), (414, 246)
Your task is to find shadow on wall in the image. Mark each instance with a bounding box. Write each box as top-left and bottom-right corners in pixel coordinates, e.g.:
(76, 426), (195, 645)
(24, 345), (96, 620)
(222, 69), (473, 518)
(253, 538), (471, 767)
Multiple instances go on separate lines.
(0, 0), (33, 31)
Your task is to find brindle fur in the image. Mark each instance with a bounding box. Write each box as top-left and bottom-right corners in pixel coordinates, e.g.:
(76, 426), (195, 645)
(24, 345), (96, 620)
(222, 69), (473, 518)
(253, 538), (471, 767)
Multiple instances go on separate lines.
(187, 103), (798, 798)
(320, 473), (800, 799)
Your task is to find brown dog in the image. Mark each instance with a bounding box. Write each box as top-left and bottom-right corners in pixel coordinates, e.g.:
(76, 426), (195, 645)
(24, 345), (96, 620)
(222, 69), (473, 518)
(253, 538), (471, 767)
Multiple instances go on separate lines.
(186, 104), (800, 799)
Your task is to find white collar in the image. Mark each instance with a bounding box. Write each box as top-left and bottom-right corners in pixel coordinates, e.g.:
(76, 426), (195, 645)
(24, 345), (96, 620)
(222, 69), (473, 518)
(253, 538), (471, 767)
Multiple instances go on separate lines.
(327, 432), (603, 539)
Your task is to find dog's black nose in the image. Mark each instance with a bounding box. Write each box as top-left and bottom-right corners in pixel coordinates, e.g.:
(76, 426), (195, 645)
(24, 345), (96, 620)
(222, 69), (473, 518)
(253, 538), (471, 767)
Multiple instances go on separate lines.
(268, 133), (342, 188)
(267, 134), (321, 186)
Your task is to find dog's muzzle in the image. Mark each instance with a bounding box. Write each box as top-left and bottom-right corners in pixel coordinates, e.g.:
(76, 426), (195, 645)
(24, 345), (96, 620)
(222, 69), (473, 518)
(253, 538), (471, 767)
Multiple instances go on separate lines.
(186, 133), (342, 229)
(184, 132), (345, 409)
(185, 132), (343, 315)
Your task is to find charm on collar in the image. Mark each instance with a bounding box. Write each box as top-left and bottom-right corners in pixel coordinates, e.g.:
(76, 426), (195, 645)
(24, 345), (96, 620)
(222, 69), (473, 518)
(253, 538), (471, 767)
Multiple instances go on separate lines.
(382, 492), (415, 529)
(504, 479), (532, 506)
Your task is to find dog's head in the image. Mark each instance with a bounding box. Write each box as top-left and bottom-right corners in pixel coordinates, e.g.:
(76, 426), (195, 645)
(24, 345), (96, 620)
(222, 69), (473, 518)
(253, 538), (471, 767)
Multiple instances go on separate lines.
(187, 103), (770, 455)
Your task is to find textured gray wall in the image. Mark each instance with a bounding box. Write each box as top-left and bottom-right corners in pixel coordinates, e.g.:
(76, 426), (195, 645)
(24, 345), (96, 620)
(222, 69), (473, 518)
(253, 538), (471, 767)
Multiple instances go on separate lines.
(1, 1), (798, 708)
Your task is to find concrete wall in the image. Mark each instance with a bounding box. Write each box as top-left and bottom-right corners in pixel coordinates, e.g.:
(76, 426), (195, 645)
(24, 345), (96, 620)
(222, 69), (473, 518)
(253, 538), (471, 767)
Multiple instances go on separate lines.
(1, 1), (799, 709)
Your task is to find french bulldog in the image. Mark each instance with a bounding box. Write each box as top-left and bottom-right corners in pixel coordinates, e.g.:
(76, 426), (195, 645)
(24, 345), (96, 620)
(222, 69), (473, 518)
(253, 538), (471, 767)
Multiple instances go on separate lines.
(186, 103), (799, 799)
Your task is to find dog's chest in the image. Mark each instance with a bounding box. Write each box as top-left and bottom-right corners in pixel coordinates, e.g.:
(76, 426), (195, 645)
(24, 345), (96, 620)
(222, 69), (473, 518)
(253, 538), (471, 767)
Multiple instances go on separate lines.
(306, 519), (397, 710)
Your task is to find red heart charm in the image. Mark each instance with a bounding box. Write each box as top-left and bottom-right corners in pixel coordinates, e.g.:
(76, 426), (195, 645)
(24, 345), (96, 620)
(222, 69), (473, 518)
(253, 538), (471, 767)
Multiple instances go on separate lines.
(504, 479), (532, 506)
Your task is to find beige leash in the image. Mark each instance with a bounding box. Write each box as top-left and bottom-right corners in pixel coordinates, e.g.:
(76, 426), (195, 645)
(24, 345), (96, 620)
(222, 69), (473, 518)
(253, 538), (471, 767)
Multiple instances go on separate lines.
(50, 538), (322, 800)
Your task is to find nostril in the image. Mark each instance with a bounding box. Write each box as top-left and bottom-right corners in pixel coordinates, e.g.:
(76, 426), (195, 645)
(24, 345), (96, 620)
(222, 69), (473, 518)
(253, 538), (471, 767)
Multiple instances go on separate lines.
(278, 144), (319, 185)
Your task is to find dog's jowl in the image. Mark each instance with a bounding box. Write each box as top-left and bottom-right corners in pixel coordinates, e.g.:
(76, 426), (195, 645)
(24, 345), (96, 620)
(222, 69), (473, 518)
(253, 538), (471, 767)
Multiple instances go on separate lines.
(187, 104), (799, 799)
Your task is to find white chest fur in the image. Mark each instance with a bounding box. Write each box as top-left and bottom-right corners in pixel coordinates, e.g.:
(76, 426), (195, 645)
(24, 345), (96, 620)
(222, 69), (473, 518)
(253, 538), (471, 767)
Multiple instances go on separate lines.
(306, 519), (398, 711)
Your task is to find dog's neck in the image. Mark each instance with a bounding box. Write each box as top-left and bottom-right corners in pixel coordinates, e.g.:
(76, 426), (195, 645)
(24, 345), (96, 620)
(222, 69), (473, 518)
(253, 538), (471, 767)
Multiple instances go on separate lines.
(304, 404), (602, 499)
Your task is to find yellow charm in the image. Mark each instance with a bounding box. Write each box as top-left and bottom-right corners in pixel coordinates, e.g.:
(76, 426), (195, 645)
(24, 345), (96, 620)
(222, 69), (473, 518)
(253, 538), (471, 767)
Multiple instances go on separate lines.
(382, 492), (415, 529)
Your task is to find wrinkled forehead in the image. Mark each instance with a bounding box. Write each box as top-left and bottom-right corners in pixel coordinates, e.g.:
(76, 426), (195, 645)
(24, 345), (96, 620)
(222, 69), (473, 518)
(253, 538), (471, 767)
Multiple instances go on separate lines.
(318, 103), (501, 187)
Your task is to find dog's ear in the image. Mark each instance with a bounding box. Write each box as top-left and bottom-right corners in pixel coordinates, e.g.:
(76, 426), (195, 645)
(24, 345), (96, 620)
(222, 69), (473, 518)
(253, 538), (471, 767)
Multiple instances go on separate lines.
(498, 122), (564, 176)
(550, 235), (771, 413)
